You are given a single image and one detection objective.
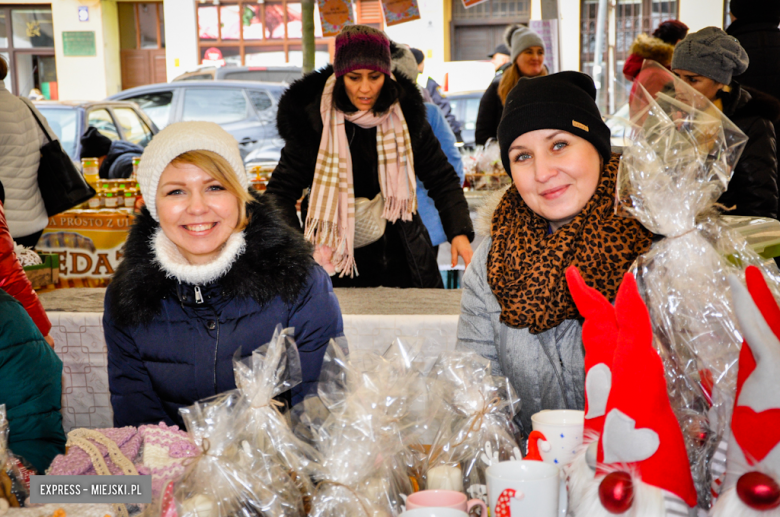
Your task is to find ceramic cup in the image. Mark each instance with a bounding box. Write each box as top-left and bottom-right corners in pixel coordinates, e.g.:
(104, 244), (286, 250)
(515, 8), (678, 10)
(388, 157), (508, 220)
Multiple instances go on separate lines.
(486, 460), (567, 517)
(399, 509), (468, 517)
(406, 490), (487, 515)
(531, 409), (585, 466)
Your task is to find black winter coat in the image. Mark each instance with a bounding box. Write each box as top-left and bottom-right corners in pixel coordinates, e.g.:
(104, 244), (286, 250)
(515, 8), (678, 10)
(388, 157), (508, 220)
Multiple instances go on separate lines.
(104, 194), (343, 428)
(727, 19), (780, 103)
(266, 65), (474, 288)
(719, 84), (780, 220)
(475, 76), (503, 147)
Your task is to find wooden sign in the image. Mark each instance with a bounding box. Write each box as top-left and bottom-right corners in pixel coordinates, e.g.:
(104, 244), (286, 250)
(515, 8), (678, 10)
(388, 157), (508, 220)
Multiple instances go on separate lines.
(62, 31), (96, 57)
(318, 0), (354, 37)
(381, 0), (421, 26)
(462, 0), (489, 8)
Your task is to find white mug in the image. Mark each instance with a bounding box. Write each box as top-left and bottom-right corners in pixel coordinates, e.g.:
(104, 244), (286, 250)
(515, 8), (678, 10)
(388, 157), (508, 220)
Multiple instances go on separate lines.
(399, 509), (468, 517)
(486, 460), (567, 517)
(531, 409), (585, 466)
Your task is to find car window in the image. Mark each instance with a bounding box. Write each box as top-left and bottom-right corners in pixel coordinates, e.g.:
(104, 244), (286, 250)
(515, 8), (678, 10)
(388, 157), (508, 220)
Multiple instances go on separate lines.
(179, 73), (213, 81)
(113, 107), (154, 147)
(37, 107), (79, 160)
(183, 88), (248, 124)
(87, 109), (120, 141)
(123, 91), (173, 129)
(248, 90), (273, 113)
(222, 70), (299, 82)
(464, 98), (480, 131)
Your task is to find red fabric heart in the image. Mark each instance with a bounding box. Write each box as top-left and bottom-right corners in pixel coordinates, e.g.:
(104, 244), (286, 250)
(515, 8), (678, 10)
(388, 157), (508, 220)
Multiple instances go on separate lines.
(732, 406), (780, 465)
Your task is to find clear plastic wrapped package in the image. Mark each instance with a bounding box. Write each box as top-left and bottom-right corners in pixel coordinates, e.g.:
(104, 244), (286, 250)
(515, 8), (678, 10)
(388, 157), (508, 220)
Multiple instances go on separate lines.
(616, 61), (780, 507)
(305, 340), (420, 517)
(233, 325), (323, 515)
(174, 391), (303, 517)
(464, 140), (511, 191)
(423, 352), (521, 506)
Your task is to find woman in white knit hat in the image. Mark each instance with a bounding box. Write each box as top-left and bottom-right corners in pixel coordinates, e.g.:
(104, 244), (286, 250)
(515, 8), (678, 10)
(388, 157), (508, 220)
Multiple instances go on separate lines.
(103, 121), (344, 428)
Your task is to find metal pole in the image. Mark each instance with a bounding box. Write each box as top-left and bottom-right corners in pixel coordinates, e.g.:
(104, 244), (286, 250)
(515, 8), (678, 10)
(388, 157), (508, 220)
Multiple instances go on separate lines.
(607, 0), (616, 114)
(593, 0), (608, 109)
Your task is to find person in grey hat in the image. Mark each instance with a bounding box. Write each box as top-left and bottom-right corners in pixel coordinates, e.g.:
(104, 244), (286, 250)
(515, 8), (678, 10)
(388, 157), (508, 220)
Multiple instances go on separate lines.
(475, 24), (546, 146)
(672, 26), (780, 220)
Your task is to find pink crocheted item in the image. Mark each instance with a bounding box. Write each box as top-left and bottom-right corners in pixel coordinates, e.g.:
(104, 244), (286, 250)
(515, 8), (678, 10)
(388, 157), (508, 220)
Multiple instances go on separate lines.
(138, 422), (199, 498)
(48, 427), (142, 476)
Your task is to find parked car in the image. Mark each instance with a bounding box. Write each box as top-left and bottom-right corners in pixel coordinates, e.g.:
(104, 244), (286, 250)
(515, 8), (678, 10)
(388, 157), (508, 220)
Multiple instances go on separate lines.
(108, 80), (287, 162)
(446, 90), (483, 149)
(34, 100), (158, 162)
(172, 65), (302, 84)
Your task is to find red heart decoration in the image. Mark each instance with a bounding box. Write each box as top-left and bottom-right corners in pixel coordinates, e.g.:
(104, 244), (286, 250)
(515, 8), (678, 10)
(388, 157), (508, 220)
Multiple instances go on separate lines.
(732, 406), (780, 465)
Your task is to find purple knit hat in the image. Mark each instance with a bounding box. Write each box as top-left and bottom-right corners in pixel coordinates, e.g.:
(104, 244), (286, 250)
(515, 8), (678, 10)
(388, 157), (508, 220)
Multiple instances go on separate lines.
(334, 24), (391, 77)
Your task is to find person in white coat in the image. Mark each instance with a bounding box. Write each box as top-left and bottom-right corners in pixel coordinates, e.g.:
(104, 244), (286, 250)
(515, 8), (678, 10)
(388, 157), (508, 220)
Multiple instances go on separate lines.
(0, 55), (57, 247)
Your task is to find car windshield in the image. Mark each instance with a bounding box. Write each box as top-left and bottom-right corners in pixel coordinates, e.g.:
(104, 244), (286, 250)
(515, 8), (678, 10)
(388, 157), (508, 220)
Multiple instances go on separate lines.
(37, 107), (80, 160)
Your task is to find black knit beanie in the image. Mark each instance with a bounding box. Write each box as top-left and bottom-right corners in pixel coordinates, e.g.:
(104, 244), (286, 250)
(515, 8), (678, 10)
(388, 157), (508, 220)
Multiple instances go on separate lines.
(730, 0), (780, 23)
(80, 126), (112, 159)
(497, 71), (611, 174)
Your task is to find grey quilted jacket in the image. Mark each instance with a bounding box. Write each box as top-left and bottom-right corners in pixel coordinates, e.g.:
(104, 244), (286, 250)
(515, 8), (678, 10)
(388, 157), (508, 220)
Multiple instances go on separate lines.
(456, 236), (586, 437)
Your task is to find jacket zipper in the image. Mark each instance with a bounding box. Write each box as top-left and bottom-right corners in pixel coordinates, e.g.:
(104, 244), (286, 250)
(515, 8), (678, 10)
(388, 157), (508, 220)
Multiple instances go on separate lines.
(213, 318), (220, 394)
(194, 286), (204, 304)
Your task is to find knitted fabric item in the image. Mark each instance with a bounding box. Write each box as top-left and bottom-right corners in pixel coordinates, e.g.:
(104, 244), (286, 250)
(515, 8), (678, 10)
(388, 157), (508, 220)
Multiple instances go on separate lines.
(671, 27), (749, 85)
(136, 121), (248, 221)
(333, 25), (391, 77)
(504, 24), (545, 63)
(138, 422), (199, 498)
(46, 427), (142, 476)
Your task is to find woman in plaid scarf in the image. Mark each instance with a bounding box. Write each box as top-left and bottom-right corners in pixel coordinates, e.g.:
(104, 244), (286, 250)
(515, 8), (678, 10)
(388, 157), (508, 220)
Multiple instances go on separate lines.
(266, 26), (473, 288)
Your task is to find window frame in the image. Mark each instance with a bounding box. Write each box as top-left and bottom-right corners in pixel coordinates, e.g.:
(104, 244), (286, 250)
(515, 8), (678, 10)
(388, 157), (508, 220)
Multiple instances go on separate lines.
(0, 5), (55, 97)
(86, 107), (121, 142)
(111, 106), (155, 147)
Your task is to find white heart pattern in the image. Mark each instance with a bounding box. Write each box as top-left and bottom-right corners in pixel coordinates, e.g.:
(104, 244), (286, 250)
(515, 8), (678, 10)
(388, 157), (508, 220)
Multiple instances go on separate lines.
(585, 363), (612, 419)
(602, 409), (660, 464)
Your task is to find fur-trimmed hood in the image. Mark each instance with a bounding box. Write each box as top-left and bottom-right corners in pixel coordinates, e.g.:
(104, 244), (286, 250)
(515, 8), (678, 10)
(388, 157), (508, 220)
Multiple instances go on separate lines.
(107, 193), (315, 328)
(629, 34), (674, 65)
(276, 64), (428, 148)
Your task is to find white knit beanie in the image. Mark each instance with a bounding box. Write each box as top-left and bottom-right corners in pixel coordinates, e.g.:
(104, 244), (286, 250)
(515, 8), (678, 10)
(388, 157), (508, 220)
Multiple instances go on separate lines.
(137, 121), (248, 221)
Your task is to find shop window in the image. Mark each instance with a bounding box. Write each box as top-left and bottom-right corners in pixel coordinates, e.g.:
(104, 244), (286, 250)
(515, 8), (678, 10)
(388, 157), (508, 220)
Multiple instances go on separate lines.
(0, 6), (55, 97)
(183, 88), (248, 125)
(88, 109), (120, 141)
(196, 0), (336, 67)
(0, 12), (7, 48)
(11, 9), (54, 48)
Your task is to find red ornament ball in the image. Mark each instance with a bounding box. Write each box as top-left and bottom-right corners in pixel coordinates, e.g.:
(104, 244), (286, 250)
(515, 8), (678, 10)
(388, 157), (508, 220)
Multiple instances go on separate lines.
(599, 471), (634, 514)
(737, 471), (780, 511)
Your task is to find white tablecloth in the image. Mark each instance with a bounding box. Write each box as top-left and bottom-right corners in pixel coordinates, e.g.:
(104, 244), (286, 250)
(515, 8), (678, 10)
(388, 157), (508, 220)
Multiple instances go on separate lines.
(49, 312), (459, 433)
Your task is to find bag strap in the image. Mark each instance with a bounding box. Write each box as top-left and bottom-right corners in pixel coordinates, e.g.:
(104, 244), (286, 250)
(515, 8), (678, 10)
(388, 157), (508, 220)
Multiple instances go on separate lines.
(23, 101), (53, 144)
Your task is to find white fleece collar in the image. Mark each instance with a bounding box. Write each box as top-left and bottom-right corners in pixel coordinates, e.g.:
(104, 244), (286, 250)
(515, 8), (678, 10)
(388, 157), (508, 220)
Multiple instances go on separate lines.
(152, 227), (246, 285)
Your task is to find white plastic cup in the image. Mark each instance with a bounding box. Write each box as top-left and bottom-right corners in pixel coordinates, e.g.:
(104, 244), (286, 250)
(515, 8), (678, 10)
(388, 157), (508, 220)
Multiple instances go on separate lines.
(531, 409), (585, 466)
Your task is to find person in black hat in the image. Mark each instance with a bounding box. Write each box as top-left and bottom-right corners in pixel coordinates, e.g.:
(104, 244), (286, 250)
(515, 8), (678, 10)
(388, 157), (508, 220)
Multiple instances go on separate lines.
(79, 126), (144, 179)
(727, 0), (780, 104)
(456, 71), (654, 436)
(489, 43), (511, 75)
(412, 47), (464, 142)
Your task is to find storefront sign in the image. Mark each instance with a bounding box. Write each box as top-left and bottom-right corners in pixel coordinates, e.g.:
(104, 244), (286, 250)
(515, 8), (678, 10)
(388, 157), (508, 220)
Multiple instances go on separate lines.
(38, 211), (133, 280)
(461, 0), (489, 7)
(381, 0), (420, 26)
(317, 0), (354, 37)
(78, 6), (89, 22)
(62, 31), (96, 57)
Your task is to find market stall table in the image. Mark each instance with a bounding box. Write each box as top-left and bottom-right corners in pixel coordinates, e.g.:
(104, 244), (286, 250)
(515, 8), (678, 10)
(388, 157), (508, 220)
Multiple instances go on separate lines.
(39, 287), (463, 432)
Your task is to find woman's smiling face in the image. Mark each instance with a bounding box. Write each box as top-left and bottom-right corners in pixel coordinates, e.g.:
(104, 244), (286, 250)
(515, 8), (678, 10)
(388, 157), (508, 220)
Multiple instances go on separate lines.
(343, 69), (386, 110)
(156, 161), (240, 265)
(507, 129), (601, 231)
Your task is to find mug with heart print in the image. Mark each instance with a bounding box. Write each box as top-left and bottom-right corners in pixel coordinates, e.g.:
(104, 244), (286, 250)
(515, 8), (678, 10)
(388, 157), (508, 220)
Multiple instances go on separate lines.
(530, 409), (585, 466)
(399, 509), (468, 517)
(486, 460), (567, 517)
(406, 489), (487, 515)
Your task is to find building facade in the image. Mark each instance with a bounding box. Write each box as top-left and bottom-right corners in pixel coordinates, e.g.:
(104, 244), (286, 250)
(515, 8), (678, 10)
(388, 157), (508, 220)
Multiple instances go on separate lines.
(0, 0), (728, 103)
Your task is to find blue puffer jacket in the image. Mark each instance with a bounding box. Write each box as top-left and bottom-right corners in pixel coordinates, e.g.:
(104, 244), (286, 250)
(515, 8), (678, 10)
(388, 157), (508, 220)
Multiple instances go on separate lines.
(104, 194), (343, 428)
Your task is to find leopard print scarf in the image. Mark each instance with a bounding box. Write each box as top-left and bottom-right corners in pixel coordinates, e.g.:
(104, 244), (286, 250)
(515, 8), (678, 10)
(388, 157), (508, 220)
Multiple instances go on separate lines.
(487, 153), (653, 334)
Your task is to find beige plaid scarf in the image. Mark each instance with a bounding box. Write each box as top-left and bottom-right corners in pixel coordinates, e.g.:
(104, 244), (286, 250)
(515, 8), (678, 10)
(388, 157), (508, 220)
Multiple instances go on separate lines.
(306, 73), (417, 278)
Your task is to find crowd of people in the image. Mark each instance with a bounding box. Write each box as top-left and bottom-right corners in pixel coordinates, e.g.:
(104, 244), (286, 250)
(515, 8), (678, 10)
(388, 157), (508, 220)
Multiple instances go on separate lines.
(0, 0), (777, 484)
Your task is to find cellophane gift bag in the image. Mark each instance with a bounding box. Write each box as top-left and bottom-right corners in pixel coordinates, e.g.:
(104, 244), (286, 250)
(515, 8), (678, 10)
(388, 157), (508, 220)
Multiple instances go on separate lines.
(173, 390), (303, 517)
(423, 352), (521, 507)
(232, 326), (323, 515)
(616, 60), (780, 507)
(303, 339), (420, 517)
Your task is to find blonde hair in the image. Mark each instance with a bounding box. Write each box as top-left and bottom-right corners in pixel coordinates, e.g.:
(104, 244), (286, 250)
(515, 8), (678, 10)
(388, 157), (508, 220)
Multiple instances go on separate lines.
(498, 62), (548, 105)
(169, 150), (255, 232)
